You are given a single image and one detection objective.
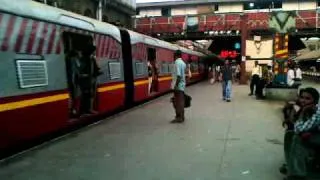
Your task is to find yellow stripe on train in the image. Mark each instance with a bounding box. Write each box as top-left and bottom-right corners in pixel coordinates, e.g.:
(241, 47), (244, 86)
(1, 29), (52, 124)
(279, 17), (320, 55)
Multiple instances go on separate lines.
(0, 77), (174, 112)
(0, 94), (69, 113)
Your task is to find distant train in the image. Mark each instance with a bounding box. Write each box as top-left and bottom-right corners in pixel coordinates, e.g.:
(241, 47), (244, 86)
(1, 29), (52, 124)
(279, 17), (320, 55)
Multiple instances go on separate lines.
(0, 0), (206, 155)
(296, 52), (320, 80)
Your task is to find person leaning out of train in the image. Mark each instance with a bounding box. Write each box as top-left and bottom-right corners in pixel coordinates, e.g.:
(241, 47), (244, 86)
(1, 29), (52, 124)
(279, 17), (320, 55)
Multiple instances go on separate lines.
(78, 45), (102, 115)
(68, 50), (82, 117)
(280, 87), (320, 180)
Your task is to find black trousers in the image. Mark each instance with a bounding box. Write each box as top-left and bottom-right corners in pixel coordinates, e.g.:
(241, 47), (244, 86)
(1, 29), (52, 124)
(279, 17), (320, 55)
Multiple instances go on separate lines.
(250, 74), (260, 95)
(256, 79), (266, 98)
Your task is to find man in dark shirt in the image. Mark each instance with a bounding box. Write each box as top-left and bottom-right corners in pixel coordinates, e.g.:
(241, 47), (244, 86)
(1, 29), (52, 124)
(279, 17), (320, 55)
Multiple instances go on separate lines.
(221, 59), (233, 102)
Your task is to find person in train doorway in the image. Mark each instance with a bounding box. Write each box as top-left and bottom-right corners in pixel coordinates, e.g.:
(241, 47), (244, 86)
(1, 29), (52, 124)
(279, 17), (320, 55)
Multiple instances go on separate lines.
(249, 61), (261, 96)
(147, 61), (152, 95)
(281, 87), (320, 180)
(171, 50), (186, 123)
(78, 44), (102, 116)
(67, 50), (82, 118)
(187, 59), (192, 81)
(220, 58), (233, 102)
(150, 60), (159, 94)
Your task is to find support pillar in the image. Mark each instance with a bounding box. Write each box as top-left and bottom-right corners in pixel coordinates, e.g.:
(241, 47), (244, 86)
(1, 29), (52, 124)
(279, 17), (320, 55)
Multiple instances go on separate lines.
(97, 0), (103, 21)
(240, 14), (248, 84)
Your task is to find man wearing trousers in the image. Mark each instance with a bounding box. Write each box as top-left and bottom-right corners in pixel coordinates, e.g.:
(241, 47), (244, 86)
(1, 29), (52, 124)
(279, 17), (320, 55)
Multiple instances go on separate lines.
(249, 61), (261, 96)
(171, 50), (186, 123)
(221, 59), (233, 102)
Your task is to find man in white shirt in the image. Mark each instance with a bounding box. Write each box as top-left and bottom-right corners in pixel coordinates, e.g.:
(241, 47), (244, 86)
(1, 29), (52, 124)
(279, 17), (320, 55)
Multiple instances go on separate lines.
(249, 61), (262, 96)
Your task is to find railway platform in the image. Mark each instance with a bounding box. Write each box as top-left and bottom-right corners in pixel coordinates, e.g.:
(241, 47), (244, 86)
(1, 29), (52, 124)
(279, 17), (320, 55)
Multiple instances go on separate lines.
(0, 81), (319, 180)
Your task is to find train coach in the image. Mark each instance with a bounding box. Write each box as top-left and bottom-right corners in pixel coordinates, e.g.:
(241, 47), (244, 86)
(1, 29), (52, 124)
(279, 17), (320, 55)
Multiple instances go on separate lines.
(0, 0), (206, 155)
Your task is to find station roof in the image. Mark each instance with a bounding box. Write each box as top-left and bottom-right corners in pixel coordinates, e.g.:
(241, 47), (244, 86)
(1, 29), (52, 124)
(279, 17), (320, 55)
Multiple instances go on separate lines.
(137, 0), (254, 8)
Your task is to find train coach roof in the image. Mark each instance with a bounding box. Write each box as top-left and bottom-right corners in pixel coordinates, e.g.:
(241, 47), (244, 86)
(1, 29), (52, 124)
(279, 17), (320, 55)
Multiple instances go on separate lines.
(127, 30), (204, 56)
(128, 30), (178, 51)
(177, 46), (204, 57)
(0, 0), (121, 41)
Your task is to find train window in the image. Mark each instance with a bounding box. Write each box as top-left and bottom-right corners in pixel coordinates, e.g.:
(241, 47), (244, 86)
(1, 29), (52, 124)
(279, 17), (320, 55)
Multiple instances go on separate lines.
(135, 62), (145, 76)
(161, 63), (168, 74)
(108, 62), (121, 80)
(169, 63), (174, 73)
(16, 60), (48, 88)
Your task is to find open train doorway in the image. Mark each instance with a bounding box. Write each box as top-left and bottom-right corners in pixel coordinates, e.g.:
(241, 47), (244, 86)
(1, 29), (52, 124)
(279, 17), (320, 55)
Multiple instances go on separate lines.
(147, 47), (159, 95)
(62, 32), (101, 119)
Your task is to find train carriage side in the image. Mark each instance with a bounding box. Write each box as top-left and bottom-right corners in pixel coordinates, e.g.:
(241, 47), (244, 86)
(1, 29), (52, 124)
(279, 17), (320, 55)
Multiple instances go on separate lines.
(127, 30), (178, 102)
(0, 1), (125, 152)
(178, 47), (205, 84)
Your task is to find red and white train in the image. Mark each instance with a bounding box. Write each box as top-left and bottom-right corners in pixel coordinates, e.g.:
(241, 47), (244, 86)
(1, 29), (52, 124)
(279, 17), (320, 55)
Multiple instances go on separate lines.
(0, 0), (206, 156)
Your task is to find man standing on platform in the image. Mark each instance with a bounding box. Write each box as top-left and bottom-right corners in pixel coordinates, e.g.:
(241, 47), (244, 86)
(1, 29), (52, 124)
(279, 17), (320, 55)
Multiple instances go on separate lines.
(171, 50), (186, 123)
(249, 61), (261, 96)
(221, 59), (233, 102)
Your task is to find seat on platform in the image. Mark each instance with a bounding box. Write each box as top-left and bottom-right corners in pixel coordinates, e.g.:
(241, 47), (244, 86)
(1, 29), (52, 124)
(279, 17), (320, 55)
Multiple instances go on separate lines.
(265, 84), (299, 101)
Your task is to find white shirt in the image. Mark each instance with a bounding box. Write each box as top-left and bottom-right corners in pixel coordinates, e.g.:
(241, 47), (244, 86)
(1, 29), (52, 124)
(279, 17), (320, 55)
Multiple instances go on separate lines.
(295, 68), (302, 79)
(251, 65), (262, 77)
(287, 69), (295, 86)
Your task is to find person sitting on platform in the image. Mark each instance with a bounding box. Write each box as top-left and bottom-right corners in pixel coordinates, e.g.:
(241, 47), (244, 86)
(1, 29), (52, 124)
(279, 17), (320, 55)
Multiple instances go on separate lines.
(256, 66), (269, 100)
(294, 64), (302, 86)
(281, 87), (320, 180)
(287, 63), (302, 88)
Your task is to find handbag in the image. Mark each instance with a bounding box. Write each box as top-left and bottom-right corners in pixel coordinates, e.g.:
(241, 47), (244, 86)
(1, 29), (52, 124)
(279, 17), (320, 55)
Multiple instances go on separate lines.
(184, 94), (192, 108)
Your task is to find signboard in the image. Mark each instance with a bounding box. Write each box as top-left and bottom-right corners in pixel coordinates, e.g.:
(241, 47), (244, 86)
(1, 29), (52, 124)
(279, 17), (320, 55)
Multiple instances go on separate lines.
(219, 50), (239, 59)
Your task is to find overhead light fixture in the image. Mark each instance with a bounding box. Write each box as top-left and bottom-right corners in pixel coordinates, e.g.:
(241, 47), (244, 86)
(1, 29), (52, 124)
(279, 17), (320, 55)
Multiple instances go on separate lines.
(249, 3), (254, 7)
(209, 31), (214, 35)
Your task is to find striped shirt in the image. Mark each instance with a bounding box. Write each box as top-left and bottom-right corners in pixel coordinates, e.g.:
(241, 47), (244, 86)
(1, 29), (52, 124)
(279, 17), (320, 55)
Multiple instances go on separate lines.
(294, 104), (320, 133)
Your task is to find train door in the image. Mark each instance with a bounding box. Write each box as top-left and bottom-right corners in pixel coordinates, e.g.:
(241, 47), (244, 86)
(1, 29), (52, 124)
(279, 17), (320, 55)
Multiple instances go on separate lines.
(147, 48), (159, 94)
(119, 29), (134, 107)
(62, 32), (98, 118)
